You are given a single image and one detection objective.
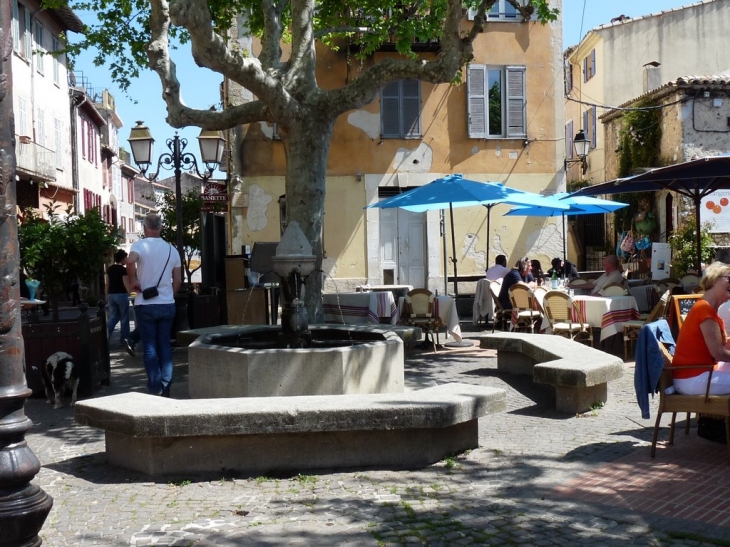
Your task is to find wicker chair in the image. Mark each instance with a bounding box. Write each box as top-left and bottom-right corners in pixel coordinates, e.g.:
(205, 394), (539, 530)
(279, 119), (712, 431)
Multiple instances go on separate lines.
(403, 289), (443, 352)
(508, 283), (541, 333)
(542, 290), (592, 346)
(489, 281), (509, 333)
(680, 273), (700, 293)
(652, 342), (730, 457)
(623, 290), (671, 360)
(599, 282), (628, 296)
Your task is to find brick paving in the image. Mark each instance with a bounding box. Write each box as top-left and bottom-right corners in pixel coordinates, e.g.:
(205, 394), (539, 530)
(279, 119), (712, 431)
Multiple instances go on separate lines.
(22, 325), (730, 546)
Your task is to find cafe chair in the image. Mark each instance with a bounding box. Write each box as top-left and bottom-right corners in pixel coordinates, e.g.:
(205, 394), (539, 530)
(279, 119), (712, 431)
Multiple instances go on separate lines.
(653, 277), (681, 295)
(508, 283), (542, 333)
(599, 282), (628, 297)
(542, 290), (592, 346)
(680, 273), (700, 293)
(652, 341), (730, 457)
(569, 277), (589, 286)
(489, 281), (509, 333)
(623, 290), (671, 360)
(403, 289), (443, 352)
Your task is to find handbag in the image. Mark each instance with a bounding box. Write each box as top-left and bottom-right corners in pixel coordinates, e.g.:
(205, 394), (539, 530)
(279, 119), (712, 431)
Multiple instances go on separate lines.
(620, 230), (636, 253)
(141, 245), (172, 300)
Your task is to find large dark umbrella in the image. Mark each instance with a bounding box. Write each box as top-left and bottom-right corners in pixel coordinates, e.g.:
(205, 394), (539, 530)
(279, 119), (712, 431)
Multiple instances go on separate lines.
(367, 174), (564, 297)
(504, 193), (628, 266)
(571, 156), (730, 273)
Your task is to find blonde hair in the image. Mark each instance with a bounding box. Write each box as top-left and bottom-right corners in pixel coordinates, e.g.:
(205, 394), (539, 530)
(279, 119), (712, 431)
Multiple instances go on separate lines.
(700, 261), (730, 291)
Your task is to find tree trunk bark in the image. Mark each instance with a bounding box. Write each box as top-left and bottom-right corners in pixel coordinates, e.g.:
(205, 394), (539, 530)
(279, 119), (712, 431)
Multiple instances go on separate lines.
(281, 113), (335, 322)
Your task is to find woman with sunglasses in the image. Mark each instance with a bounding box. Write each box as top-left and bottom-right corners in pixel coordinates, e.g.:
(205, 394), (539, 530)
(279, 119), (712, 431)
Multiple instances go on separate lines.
(672, 261), (730, 395)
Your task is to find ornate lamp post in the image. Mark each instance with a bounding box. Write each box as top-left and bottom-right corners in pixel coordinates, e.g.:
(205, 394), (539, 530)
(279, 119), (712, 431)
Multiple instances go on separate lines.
(127, 122), (225, 332)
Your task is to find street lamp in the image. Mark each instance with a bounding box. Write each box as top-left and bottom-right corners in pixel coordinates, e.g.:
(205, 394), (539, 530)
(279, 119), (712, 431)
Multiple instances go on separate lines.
(564, 129), (590, 174)
(127, 121), (226, 331)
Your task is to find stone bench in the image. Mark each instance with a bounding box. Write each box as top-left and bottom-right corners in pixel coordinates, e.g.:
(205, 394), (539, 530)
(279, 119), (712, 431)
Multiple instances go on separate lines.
(479, 332), (624, 414)
(74, 383), (506, 476)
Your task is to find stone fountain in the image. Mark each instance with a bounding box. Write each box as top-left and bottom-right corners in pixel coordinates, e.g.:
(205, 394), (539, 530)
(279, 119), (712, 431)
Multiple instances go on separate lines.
(188, 222), (404, 398)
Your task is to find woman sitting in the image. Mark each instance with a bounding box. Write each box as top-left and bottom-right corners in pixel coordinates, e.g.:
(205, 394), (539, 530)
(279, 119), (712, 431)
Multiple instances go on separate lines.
(672, 261), (730, 395)
(498, 256), (534, 310)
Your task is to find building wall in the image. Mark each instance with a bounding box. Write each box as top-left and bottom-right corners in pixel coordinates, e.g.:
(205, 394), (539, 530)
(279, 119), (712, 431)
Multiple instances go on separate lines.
(232, 11), (565, 293)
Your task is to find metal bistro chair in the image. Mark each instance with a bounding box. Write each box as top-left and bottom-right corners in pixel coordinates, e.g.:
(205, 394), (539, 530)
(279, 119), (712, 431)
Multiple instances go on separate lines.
(652, 341), (730, 457)
(508, 283), (542, 333)
(542, 290), (593, 346)
(489, 281), (509, 333)
(623, 289), (671, 361)
(403, 289), (443, 352)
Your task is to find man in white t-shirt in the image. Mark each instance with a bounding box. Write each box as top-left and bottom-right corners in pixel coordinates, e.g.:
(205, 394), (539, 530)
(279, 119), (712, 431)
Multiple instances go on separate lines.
(126, 213), (182, 396)
(486, 255), (510, 281)
(577, 255), (624, 295)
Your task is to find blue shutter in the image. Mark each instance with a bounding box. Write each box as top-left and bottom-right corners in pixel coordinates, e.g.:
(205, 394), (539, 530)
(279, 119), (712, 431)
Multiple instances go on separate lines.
(591, 49), (596, 78)
(381, 82), (400, 137)
(506, 66), (526, 137)
(467, 64), (487, 138)
(401, 79), (421, 138)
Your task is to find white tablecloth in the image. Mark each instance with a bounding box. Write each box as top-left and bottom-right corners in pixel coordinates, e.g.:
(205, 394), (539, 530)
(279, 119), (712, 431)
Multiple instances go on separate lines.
(322, 292), (398, 325)
(473, 278), (494, 325)
(398, 295), (462, 343)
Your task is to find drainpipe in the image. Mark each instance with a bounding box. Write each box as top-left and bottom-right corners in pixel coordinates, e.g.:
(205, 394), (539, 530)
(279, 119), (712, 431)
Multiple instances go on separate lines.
(69, 89), (87, 212)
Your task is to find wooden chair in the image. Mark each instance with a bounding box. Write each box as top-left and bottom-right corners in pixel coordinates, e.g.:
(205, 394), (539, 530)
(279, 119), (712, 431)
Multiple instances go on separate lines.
(652, 342), (730, 457)
(508, 283), (541, 333)
(488, 281), (509, 333)
(403, 289), (443, 352)
(599, 282), (628, 296)
(623, 290), (671, 360)
(542, 290), (592, 346)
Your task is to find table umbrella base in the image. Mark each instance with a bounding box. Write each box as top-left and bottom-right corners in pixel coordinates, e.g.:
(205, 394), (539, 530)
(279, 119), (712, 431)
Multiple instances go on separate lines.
(444, 340), (474, 348)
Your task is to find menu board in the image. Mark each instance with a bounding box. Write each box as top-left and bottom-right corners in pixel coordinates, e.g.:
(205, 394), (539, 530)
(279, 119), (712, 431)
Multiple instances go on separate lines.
(672, 294), (702, 328)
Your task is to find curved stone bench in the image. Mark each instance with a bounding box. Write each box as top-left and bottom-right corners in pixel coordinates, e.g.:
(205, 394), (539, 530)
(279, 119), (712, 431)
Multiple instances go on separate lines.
(74, 383), (506, 476)
(479, 332), (624, 414)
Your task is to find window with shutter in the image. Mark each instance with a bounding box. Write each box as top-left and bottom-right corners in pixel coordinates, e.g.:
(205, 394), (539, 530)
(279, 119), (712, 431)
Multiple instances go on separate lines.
(34, 21), (44, 74)
(468, 0), (528, 21)
(11, 0), (19, 52)
(36, 108), (45, 147)
(582, 107), (597, 149)
(52, 37), (60, 85)
(467, 64), (526, 138)
(565, 120), (574, 159)
(380, 80), (421, 139)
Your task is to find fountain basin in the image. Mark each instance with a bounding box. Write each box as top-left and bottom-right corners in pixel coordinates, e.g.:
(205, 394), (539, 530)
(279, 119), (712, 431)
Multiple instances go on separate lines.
(188, 324), (404, 398)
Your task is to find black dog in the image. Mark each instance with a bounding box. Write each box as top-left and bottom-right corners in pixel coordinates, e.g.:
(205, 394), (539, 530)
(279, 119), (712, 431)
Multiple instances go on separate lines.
(39, 352), (79, 409)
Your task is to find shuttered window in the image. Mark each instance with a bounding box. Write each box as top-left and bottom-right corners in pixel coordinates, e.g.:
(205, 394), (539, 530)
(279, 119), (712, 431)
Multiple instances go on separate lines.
(582, 107), (597, 149)
(565, 120), (574, 159)
(583, 48), (596, 82)
(467, 64), (526, 138)
(381, 80), (421, 139)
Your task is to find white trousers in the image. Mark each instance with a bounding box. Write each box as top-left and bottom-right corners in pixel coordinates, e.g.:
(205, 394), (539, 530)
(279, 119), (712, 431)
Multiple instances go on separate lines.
(674, 362), (730, 395)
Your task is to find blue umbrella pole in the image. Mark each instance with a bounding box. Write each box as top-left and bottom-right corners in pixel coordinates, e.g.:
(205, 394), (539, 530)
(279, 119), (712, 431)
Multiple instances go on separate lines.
(450, 203), (459, 298)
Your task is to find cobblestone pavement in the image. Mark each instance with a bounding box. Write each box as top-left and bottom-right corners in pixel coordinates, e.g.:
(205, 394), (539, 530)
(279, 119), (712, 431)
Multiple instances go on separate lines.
(24, 328), (730, 546)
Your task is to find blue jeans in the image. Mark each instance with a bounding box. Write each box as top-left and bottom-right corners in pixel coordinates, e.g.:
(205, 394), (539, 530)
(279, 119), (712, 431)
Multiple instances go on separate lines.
(134, 303), (176, 395)
(107, 293), (130, 343)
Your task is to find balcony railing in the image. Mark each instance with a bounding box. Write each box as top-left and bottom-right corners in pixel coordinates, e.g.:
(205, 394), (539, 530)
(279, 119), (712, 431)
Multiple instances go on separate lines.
(15, 137), (56, 181)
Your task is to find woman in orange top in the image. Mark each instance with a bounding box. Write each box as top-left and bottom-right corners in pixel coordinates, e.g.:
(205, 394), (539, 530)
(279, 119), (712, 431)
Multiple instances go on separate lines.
(672, 261), (730, 395)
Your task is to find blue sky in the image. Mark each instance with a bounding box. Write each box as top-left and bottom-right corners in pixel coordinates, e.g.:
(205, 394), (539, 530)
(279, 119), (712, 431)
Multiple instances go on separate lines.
(72, 0), (696, 172)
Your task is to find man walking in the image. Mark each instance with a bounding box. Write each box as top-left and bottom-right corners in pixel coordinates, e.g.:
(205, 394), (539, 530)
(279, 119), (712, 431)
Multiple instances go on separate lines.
(106, 249), (132, 346)
(126, 213), (181, 396)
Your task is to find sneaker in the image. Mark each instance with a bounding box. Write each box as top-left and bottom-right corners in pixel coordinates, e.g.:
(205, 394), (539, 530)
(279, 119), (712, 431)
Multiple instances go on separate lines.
(124, 339), (136, 358)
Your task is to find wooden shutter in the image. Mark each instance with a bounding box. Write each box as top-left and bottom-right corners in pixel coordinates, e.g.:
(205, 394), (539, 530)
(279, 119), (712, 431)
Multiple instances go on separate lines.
(401, 79), (421, 138)
(381, 82), (401, 137)
(11, 0), (19, 52)
(591, 106), (597, 148)
(591, 49), (596, 78)
(467, 64), (487, 138)
(506, 66), (526, 137)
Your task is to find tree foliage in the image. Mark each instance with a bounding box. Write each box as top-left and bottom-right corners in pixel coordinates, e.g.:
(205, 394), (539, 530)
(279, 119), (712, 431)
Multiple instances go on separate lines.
(18, 203), (121, 319)
(668, 214), (714, 277)
(49, 0), (557, 317)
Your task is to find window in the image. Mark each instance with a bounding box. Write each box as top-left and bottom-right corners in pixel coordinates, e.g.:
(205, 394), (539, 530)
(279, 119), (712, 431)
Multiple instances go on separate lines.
(54, 118), (63, 168)
(467, 0), (528, 22)
(381, 80), (421, 139)
(17, 97), (26, 136)
(565, 120), (574, 159)
(11, 0), (19, 52)
(36, 108), (45, 147)
(583, 48), (596, 82)
(12, 0), (31, 58)
(52, 37), (60, 85)
(583, 107), (597, 149)
(34, 21), (44, 74)
(467, 64), (526, 138)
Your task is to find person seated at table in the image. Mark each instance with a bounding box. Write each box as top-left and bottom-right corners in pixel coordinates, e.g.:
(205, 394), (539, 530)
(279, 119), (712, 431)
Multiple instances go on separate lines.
(573, 255), (624, 295)
(547, 257), (579, 280)
(498, 256), (534, 310)
(486, 254), (509, 282)
(672, 261), (730, 395)
(530, 259), (545, 284)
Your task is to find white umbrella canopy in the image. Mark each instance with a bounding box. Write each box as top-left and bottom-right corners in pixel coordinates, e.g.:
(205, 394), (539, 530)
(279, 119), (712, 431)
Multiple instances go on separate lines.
(368, 174), (565, 296)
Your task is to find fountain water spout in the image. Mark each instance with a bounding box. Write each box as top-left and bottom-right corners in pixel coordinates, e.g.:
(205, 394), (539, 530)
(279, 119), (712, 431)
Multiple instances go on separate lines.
(272, 222), (316, 348)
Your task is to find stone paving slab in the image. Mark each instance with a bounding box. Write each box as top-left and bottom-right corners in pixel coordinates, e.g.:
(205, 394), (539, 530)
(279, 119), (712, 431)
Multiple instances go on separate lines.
(22, 332), (730, 546)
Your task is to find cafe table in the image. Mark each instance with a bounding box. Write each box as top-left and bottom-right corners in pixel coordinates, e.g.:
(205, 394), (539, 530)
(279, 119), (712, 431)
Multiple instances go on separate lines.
(398, 294), (463, 343)
(322, 291), (398, 325)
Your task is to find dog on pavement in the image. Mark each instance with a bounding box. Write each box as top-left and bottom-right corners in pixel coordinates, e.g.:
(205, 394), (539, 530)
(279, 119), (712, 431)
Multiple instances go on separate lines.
(37, 352), (79, 409)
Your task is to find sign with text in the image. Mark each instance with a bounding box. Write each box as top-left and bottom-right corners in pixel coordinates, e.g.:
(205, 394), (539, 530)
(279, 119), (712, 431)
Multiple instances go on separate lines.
(700, 190), (730, 232)
(202, 182), (229, 203)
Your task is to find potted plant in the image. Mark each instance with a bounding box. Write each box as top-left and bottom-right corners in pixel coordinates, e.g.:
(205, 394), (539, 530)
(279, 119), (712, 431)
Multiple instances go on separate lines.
(19, 202), (120, 320)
